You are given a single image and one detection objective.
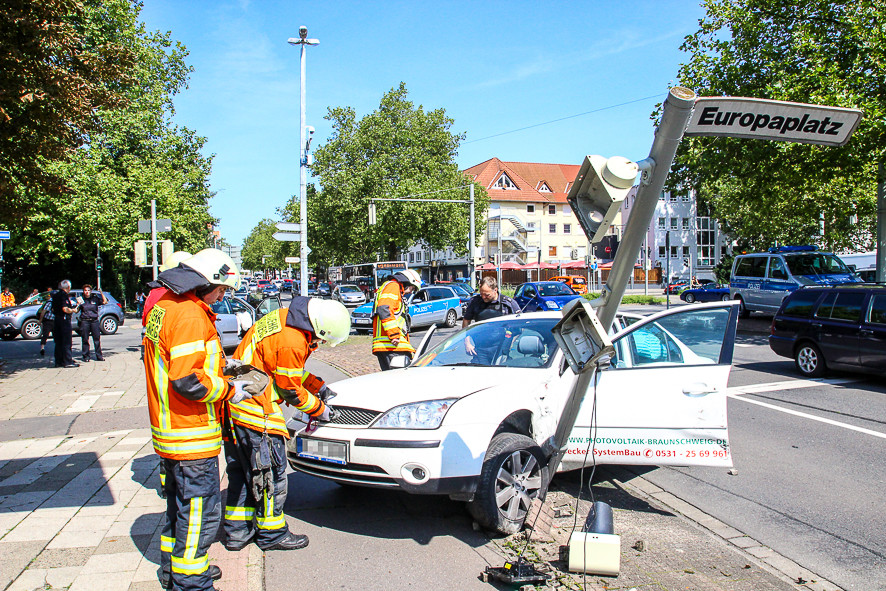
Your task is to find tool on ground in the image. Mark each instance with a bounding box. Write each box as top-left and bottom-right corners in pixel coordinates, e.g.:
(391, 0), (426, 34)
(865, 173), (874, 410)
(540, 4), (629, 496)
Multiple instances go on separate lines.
(482, 557), (549, 586)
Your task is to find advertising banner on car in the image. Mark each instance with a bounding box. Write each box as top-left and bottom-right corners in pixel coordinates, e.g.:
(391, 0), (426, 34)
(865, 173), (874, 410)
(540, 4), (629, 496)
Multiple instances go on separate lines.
(561, 427), (732, 469)
(685, 97), (862, 147)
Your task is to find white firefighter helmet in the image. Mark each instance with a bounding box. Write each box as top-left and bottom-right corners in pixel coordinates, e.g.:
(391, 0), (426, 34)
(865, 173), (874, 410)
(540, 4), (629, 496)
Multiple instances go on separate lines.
(182, 249), (241, 290)
(393, 268), (422, 291)
(159, 250), (192, 273)
(307, 298), (351, 347)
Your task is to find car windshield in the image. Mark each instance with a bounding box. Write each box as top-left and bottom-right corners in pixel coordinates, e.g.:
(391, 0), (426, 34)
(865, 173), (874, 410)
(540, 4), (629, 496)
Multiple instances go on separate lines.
(785, 253), (850, 276)
(22, 291), (52, 305)
(412, 318), (560, 369)
(448, 283), (472, 296)
(537, 283), (575, 296)
(340, 285), (361, 293)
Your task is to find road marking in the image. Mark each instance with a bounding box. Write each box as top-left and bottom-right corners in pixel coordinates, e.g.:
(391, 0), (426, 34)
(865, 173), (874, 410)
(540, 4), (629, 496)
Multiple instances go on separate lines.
(727, 379), (886, 440)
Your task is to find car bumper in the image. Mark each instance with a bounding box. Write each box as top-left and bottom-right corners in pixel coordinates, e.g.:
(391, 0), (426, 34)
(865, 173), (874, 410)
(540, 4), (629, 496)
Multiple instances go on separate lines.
(768, 335), (795, 359)
(0, 319), (21, 336)
(287, 422), (488, 496)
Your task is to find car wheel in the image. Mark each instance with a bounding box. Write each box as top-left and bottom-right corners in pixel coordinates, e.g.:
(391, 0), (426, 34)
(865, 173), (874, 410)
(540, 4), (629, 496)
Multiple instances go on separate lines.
(467, 433), (549, 535)
(21, 319), (42, 340)
(736, 297), (750, 318)
(721, 294), (731, 302)
(100, 315), (119, 335)
(684, 293), (696, 303)
(442, 309), (457, 328)
(795, 342), (826, 377)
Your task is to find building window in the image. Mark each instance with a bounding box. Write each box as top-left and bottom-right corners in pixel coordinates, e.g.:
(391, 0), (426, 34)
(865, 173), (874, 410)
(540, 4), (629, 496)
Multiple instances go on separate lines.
(670, 246), (678, 258)
(408, 252), (414, 263)
(681, 192), (691, 202)
(417, 251), (423, 262)
(658, 246), (666, 258)
(563, 224), (571, 234)
(547, 204), (555, 215)
(681, 217), (690, 230)
(527, 203), (535, 214)
(669, 193), (678, 202)
(527, 222), (537, 232)
(697, 216), (716, 266)
(669, 218), (678, 230)
(538, 182), (552, 193)
(494, 173), (517, 189)
(660, 191), (666, 201)
(563, 204), (571, 215)
(549, 246), (557, 257)
(549, 223), (557, 233)
(682, 246), (690, 258)
(658, 217), (665, 229)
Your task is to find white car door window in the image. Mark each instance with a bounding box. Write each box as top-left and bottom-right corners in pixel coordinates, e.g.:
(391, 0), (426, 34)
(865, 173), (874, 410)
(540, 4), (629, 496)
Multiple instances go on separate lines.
(562, 303), (738, 470)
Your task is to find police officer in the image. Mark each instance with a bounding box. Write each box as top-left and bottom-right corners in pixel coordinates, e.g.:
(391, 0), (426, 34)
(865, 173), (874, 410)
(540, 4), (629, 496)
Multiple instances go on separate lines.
(51, 280), (78, 368)
(371, 269), (422, 370)
(461, 276), (520, 364)
(78, 284), (107, 362)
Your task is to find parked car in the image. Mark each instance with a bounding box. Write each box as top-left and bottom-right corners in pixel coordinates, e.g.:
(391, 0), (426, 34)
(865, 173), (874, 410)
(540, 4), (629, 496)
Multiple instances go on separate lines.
(730, 245), (861, 318)
(440, 282), (473, 310)
(70, 290), (125, 336)
(768, 284), (886, 377)
(332, 284), (367, 308)
(663, 280), (689, 295)
(679, 283), (731, 303)
(255, 279), (271, 293)
(513, 281), (582, 312)
(317, 282), (333, 298)
(550, 275), (589, 295)
(0, 290), (124, 340)
(288, 302), (739, 534)
(211, 295), (282, 350)
(262, 284), (280, 298)
(282, 279), (293, 292)
(350, 285), (463, 334)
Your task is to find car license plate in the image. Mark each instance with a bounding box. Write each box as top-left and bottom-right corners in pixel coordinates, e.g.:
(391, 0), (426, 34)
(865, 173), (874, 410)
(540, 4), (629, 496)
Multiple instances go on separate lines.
(296, 437), (347, 465)
(354, 317), (370, 325)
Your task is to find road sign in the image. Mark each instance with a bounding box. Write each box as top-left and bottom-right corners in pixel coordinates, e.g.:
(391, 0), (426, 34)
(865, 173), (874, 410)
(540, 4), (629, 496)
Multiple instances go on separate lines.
(0, 230), (9, 240)
(138, 219), (172, 233)
(284, 256), (300, 264)
(275, 222), (301, 232)
(685, 97), (862, 147)
(273, 232), (302, 242)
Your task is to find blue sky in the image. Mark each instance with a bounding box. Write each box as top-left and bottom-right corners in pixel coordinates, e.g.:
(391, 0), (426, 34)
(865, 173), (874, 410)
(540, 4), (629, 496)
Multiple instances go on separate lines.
(138, 1), (707, 246)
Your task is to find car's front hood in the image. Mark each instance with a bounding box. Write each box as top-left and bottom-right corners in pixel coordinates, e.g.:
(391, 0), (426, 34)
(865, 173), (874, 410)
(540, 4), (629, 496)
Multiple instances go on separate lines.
(539, 295), (581, 308)
(0, 303), (39, 315)
(329, 366), (543, 412)
(798, 273), (862, 286)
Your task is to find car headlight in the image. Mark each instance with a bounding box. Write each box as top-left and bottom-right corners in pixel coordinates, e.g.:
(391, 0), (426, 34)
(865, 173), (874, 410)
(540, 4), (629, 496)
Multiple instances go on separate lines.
(544, 300), (560, 310)
(1, 310), (23, 318)
(372, 398), (457, 429)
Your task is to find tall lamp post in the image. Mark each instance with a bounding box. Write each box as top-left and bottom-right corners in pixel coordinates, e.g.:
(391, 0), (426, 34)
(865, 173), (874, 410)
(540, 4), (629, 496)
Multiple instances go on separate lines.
(288, 26), (318, 297)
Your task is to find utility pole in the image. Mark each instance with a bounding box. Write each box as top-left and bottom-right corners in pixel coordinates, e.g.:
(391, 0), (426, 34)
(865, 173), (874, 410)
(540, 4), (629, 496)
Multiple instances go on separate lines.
(151, 199), (158, 280)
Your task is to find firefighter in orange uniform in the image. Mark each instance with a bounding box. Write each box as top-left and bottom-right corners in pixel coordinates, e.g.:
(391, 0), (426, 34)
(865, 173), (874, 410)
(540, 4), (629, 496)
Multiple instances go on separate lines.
(222, 297), (350, 551)
(371, 269), (422, 370)
(144, 248), (254, 591)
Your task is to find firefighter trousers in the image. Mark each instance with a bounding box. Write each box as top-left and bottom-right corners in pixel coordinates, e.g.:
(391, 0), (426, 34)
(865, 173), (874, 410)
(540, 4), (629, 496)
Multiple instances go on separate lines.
(160, 456), (221, 591)
(223, 425), (290, 549)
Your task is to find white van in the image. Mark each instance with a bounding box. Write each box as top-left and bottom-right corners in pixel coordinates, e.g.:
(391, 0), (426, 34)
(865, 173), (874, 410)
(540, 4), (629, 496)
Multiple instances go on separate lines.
(729, 245), (861, 317)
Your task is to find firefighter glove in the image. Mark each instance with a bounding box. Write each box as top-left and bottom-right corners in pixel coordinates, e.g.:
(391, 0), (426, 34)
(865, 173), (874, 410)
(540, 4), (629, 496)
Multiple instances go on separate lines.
(318, 404), (339, 422)
(317, 385), (337, 402)
(223, 358), (244, 376)
(229, 379), (255, 404)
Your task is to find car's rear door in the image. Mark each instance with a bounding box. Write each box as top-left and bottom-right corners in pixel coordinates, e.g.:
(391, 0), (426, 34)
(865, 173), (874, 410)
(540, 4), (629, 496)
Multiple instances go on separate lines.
(560, 302), (739, 470)
(813, 290), (864, 367)
(406, 288), (435, 328)
(860, 291), (886, 370)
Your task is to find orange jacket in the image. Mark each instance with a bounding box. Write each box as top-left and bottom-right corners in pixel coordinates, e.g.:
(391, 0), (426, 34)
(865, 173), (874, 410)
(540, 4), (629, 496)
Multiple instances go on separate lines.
(143, 291), (231, 460)
(229, 308), (327, 438)
(372, 280), (414, 355)
(1, 291), (15, 307)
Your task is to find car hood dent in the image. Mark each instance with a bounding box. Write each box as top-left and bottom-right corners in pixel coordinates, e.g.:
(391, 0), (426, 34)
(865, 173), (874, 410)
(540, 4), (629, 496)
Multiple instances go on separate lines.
(330, 366), (543, 412)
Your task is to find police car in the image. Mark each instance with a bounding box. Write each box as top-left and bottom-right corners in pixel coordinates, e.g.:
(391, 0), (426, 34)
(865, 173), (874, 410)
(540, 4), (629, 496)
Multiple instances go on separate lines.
(350, 285), (463, 334)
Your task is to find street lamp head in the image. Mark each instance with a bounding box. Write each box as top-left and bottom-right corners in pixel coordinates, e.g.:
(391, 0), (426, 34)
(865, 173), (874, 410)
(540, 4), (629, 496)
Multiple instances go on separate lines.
(299, 25), (307, 39)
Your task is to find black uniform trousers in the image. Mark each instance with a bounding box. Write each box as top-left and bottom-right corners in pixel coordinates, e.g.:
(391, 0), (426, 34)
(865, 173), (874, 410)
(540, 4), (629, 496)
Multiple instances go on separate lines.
(223, 424), (290, 549)
(160, 456), (221, 591)
(79, 318), (103, 359)
(52, 319), (73, 367)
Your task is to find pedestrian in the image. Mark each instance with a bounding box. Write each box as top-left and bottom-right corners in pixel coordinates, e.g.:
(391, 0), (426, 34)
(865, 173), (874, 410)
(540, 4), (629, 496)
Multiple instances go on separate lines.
(38, 288), (54, 357)
(78, 284), (108, 362)
(461, 276), (521, 365)
(28, 288), (39, 300)
(223, 296), (350, 552)
(371, 269), (422, 370)
(51, 280), (78, 368)
(1, 286), (14, 307)
(135, 289), (145, 317)
(143, 248), (254, 591)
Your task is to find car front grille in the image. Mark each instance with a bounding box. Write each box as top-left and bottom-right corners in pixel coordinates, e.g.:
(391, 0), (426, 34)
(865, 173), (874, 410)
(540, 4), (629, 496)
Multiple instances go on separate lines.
(328, 407), (381, 426)
(351, 311), (370, 319)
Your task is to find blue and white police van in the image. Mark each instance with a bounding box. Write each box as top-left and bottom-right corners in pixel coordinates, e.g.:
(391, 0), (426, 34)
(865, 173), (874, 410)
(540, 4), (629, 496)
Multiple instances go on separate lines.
(729, 245), (862, 317)
(350, 285), (463, 333)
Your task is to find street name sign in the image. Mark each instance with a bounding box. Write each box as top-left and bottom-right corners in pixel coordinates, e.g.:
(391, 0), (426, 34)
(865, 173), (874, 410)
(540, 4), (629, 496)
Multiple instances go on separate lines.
(0, 230), (9, 240)
(685, 97), (862, 147)
(275, 222), (301, 232)
(273, 232), (302, 242)
(284, 256), (300, 263)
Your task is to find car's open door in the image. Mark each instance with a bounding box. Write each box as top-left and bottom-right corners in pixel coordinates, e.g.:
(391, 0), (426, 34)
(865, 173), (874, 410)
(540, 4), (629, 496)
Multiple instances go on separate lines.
(558, 302), (739, 471)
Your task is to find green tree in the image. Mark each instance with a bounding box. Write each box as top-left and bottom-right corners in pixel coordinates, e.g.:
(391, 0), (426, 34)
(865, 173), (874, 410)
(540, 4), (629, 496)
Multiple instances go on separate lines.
(301, 83), (489, 266)
(672, 0), (885, 252)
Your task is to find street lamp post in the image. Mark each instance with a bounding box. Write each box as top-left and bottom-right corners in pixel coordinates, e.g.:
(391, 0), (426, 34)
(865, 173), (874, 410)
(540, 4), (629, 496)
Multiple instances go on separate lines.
(288, 26), (318, 298)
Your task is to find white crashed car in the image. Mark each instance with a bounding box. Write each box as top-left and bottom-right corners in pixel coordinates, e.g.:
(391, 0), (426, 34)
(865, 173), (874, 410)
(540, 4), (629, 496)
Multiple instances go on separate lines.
(287, 302), (739, 534)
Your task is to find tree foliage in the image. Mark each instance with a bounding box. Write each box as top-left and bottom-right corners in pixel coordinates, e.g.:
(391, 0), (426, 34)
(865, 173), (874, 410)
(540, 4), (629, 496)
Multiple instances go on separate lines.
(0, 0), (214, 302)
(672, 0), (885, 252)
(296, 83), (489, 268)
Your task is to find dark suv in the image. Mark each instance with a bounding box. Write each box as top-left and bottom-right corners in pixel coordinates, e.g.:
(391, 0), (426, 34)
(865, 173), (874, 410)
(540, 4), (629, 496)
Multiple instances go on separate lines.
(769, 284), (886, 377)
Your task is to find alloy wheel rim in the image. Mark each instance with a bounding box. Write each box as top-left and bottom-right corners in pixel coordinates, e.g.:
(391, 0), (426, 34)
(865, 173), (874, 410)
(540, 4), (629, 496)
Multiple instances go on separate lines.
(494, 450), (542, 521)
(798, 347), (818, 373)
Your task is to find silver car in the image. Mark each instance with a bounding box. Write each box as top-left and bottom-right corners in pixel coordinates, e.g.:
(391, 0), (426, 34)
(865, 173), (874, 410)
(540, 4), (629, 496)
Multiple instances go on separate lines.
(211, 295), (282, 350)
(331, 284), (367, 308)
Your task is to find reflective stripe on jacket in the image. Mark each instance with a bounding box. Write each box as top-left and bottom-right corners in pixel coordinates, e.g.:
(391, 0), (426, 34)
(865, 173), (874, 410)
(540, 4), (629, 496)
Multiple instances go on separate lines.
(229, 308), (327, 437)
(372, 280), (414, 354)
(144, 291), (229, 460)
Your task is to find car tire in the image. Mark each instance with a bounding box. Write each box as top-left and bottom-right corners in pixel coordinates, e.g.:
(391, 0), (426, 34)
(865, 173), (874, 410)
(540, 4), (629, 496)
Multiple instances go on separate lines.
(736, 297), (750, 318)
(795, 342), (826, 377)
(721, 294), (731, 302)
(441, 309), (457, 328)
(467, 433), (549, 535)
(100, 315), (119, 335)
(21, 319), (43, 340)
(684, 293), (696, 303)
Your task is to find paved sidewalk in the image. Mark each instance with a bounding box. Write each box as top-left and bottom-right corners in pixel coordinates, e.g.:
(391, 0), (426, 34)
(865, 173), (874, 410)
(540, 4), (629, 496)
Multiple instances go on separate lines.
(0, 338), (840, 591)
